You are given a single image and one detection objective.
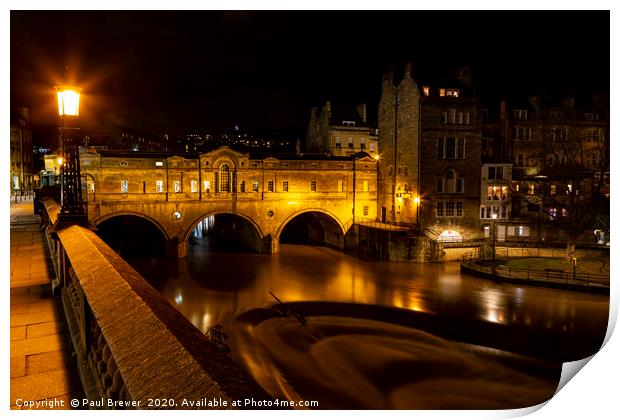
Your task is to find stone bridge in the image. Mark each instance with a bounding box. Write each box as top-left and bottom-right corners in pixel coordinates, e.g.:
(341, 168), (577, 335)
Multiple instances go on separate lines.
(80, 147), (378, 257)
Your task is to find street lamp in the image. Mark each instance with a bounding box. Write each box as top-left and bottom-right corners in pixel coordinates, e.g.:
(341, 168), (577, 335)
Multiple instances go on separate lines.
(491, 213), (498, 262)
(55, 84), (86, 225)
(413, 196), (421, 230)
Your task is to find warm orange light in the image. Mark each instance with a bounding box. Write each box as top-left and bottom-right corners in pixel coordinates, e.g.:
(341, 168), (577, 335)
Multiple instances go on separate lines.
(56, 157), (64, 166)
(56, 86), (81, 117)
(413, 196), (421, 204)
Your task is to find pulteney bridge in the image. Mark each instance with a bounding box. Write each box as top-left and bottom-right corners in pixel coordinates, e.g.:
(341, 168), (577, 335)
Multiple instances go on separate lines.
(79, 146), (378, 257)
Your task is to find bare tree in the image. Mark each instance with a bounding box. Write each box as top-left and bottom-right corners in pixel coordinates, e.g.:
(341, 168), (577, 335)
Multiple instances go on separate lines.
(517, 122), (609, 259)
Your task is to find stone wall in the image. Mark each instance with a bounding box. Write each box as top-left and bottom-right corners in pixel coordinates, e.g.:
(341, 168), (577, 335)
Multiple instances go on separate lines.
(53, 224), (270, 408)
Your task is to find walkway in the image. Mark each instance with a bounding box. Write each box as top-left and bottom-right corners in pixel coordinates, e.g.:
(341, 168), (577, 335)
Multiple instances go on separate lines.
(10, 198), (83, 410)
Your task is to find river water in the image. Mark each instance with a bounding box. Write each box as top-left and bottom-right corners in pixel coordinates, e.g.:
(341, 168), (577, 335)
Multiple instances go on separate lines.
(125, 238), (609, 355)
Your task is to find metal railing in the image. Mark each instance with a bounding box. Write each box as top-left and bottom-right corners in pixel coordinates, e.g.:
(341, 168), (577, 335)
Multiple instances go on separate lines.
(461, 249), (610, 288)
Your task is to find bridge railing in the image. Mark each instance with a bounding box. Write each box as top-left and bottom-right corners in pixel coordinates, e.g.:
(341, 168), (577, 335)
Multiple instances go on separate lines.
(41, 200), (269, 408)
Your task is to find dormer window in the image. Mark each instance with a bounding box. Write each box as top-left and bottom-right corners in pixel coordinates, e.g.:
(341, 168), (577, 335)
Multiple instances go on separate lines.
(423, 86), (430, 96)
(446, 89), (459, 97)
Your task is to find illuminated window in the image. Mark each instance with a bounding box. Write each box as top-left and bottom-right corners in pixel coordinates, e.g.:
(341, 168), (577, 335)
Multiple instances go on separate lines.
(191, 180), (198, 193)
(446, 89), (459, 97)
(155, 161), (164, 167)
(369, 143), (376, 152)
(156, 180), (164, 193)
(528, 184), (535, 195)
(219, 164), (230, 192)
(121, 180), (128, 193)
(203, 180), (210, 192)
(550, 185), (557, 195)
(423, 86), (430, 96)
(173, 180), (181, 193)
(439, 88), (446, 97)
(282, 181), (289, 192)
(252, 181), (259, 192)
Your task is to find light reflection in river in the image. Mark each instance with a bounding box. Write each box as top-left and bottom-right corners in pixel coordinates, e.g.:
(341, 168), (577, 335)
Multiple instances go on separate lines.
(125, 241), (609, 349)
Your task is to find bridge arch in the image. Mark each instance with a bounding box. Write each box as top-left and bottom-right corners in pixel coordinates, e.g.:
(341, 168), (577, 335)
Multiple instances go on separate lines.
(94, 211), (171, 241)
(276, 209), (347, 249)
(183, 210), (265, 244)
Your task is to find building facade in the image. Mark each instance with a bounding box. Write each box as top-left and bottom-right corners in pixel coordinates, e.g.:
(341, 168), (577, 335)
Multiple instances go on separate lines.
(10, 108), (35, 193)
(377, 63), (483, 242)
(306, 102), (379, 158)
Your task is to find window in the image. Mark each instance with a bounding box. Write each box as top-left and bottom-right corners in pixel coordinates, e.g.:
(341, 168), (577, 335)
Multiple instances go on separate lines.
(456, 202), (464, 217)
(191, 180), (198, 193)
(447, 89), (459, 97)
(487, 166), (504, 180)
(156, 180), (164, 193)
(487, 186), (507, 200)
(441, 112), (448, 124)
(456, 177), (464, 193)
(240, 181), (246, 192)
(445, 202), (455, 217)
(155, 161), (164, 167)
(438, 137), (465, 159)
(219, 164), (230, 192)
(363, 181), (369, 192)
(282, 181), (289, 192)
(310, 180), (317, 192)
(204, 180), (211, 192)
(252, 181), (259, 192)
(173, 180), (181, 193)
(369, 143), (376, 152)
(437, 178), (444, 193)
(338, 180), (343, 192)
(528, 184), (535, 195)
(439, 88), (446, 97)
(550, 185), (557, 195)
(121, 180), (128, 193)
(514, 127), (532, 140)
(360, 142), (366, 150)
(513, 109), (528, 120)
(436, 202), (444, 217)
(267, 180), (274, 192)
(517, 226), (530, 237)
(423, 86), (430, 96)
(348, 138), (354, 148)
(363, 206), (369, 216)
(449, 108), (456, 124)
(335, 137), (341, 148)
(515, 154), (525, 167)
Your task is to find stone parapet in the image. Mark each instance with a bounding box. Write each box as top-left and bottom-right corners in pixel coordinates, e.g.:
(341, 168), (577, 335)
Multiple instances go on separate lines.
(53, 224), (269, 408)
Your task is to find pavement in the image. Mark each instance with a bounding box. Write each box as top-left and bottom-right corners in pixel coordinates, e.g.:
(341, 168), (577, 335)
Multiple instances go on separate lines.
(9, 198), (84, 410)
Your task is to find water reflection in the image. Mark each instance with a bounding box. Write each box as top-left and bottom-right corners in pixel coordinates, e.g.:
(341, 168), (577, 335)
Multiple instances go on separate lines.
(126, 242), (609, 350)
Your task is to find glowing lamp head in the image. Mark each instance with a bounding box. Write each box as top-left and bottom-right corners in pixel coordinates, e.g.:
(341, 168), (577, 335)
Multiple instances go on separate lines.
(56, 156), (64, 166)
(56, 86), (82, 117)
(491, 213), (498, 220)
(374, 154), (381, 161)
(413, 196), (421, 205)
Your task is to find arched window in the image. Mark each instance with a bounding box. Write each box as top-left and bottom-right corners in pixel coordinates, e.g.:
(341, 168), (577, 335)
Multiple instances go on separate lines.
(438, 169), (464, 193)
(219, 164), (230, 192)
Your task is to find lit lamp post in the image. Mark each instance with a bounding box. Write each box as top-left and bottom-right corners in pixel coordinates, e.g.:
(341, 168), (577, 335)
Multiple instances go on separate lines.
(491, 213), (498, 262)
(55, 85), (86, 225)
(413, 196), (421, 230)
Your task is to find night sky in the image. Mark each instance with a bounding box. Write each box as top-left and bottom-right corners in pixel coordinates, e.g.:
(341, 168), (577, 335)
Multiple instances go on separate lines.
(11, 10), (610, 136)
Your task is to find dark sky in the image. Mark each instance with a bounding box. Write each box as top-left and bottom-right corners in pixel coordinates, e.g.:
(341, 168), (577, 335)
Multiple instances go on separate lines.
(11, 10), (610, 135)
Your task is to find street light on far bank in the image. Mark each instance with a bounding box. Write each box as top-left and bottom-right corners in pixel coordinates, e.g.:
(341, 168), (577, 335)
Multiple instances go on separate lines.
(491, 213), (498, 262)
